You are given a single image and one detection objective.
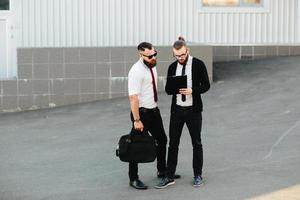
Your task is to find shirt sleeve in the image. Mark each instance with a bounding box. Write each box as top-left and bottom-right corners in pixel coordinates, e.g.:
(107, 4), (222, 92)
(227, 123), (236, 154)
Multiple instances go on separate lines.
(128, 67), (143, 96)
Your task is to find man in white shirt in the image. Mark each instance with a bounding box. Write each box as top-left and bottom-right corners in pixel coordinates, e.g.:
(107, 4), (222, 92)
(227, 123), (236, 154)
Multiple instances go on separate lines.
(127, 42), (168, 190)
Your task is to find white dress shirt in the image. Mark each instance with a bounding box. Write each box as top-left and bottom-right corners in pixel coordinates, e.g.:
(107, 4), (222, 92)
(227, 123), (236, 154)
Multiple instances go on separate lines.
(128, 58), (158, 109)
(175, 55), (193, 106)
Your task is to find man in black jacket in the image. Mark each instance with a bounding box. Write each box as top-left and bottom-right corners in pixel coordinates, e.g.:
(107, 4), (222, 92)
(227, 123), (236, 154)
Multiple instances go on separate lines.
(155, 37), (210, 189)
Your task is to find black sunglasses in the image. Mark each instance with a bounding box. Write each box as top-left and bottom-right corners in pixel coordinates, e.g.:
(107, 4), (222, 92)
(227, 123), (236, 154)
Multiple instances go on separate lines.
(141, 51), (157, 59)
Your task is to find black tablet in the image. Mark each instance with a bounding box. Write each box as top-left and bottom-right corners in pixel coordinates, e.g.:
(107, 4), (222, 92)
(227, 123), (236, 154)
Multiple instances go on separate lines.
(166, 75), (187, 94)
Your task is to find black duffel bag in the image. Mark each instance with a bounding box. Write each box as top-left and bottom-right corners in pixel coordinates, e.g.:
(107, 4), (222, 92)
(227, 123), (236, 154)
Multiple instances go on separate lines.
(116, 129), (157, 163)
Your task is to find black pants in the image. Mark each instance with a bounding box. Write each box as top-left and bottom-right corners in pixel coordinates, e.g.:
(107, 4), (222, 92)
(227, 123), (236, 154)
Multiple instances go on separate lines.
(166, 106), (203, 178)
(129, 107), (167, 181)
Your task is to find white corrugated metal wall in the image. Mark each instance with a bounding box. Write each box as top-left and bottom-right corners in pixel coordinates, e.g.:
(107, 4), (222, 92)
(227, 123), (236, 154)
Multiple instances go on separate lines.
(15, 0), (300, 47)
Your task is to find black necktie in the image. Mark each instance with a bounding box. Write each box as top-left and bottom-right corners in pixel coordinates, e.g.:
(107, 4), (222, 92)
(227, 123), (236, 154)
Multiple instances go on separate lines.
(181, 64), (186, 102)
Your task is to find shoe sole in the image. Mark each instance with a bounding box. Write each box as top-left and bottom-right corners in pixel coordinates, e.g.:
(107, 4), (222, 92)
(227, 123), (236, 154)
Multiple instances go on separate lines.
(129, 185), (148, 190)
(193, 182), (203, 187)
(154, 181), (175, 189)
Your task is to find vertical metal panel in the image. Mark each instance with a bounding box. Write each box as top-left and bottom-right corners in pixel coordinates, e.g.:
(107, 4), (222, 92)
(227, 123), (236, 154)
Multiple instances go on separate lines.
(175, 0), (181, 41)
(298, 0), (300, 42)
(274, 0), (279, 43)
(289, 0), (294, 43)
(262, 14), (267, 43)
(228, 13), (233, 43)
(18, 0), (23, 46)
(60, 0), (66, 46)
(35, 0), (41, 46)
(267, 1), (273, 43)
(0, 20), (8, 78)
(16, 0), (300, 47)
(278, 0), (283, 43)
(217, 13), (222, 43)
(22, 0), (28, 46)
(182, 0), (188, 41)
(233, 14), (238, 43)
(28, 0), (34, 46)
(120, 0), (126, 45)
(41, 0), (48, 46)
(54, 0), (60, 46)
(246, 13), (250, 43)
(48, 0), (54, 46)
(96, 0), (102, 46)
(187, 0), (193, 41)
(162, 0), (168, 44)
(65, 0), (71, 46)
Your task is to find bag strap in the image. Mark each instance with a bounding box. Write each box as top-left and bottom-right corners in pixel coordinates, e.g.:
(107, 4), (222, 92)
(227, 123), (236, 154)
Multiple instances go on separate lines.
(130, 128), (150, 136)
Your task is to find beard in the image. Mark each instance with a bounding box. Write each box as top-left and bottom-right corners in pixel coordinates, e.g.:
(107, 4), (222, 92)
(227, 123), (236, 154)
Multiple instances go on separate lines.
(143, 59), (157, 68)
(178, 56), (189, 65)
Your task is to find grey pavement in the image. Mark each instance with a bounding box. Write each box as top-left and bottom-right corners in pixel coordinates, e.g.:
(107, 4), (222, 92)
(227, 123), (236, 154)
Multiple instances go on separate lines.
(1, 56), (300, 200)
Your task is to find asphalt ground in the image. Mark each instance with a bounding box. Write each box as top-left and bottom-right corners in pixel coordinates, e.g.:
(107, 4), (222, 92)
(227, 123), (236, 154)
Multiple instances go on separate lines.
(1, 56), (300, 200)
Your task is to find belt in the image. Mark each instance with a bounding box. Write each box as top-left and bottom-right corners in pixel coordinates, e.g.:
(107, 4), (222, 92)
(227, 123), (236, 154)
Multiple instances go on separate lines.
(175, 105), (193, 110)
(139, 107), (159, 113)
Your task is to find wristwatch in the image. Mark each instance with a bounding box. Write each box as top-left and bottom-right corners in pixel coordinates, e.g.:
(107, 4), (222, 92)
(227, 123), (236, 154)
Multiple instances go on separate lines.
(134, 119), (140, 123)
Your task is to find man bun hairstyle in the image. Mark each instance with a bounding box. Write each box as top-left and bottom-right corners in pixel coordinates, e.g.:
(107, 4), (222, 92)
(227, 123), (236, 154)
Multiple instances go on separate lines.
(137, 42), (153, 51)
(178, 36), (185, 42)
(173, 36), (187, 50)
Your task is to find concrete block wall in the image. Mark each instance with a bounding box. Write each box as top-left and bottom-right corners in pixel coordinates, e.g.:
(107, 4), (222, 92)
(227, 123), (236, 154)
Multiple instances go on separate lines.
(213, 46), (300, 62)
(0, 46), (213, 113)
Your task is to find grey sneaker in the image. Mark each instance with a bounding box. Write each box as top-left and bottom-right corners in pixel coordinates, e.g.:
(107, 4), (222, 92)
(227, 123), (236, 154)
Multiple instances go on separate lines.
(193, 176), (203, 187)
(154, 177), (175, 189)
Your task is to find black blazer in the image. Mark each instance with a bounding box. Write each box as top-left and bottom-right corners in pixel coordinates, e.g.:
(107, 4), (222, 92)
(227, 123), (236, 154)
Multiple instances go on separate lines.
(165, 57), (210, 113)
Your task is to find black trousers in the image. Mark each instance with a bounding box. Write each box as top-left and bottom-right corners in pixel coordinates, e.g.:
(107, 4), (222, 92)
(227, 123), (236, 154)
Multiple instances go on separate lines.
(166, 106), (203, 178)
(129, 107), (167, 181)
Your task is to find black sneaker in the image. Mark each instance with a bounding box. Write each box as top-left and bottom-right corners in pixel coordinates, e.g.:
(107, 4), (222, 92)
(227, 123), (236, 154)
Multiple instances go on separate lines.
(157, 171), (181, 179)
(129, 179), (148, 190)
(154, 177), (175, 189)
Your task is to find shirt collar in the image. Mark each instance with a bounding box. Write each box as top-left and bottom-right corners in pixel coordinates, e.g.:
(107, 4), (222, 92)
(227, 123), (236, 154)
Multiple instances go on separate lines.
(137, 58), (146, 69)
(186, 55), (193, 66)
